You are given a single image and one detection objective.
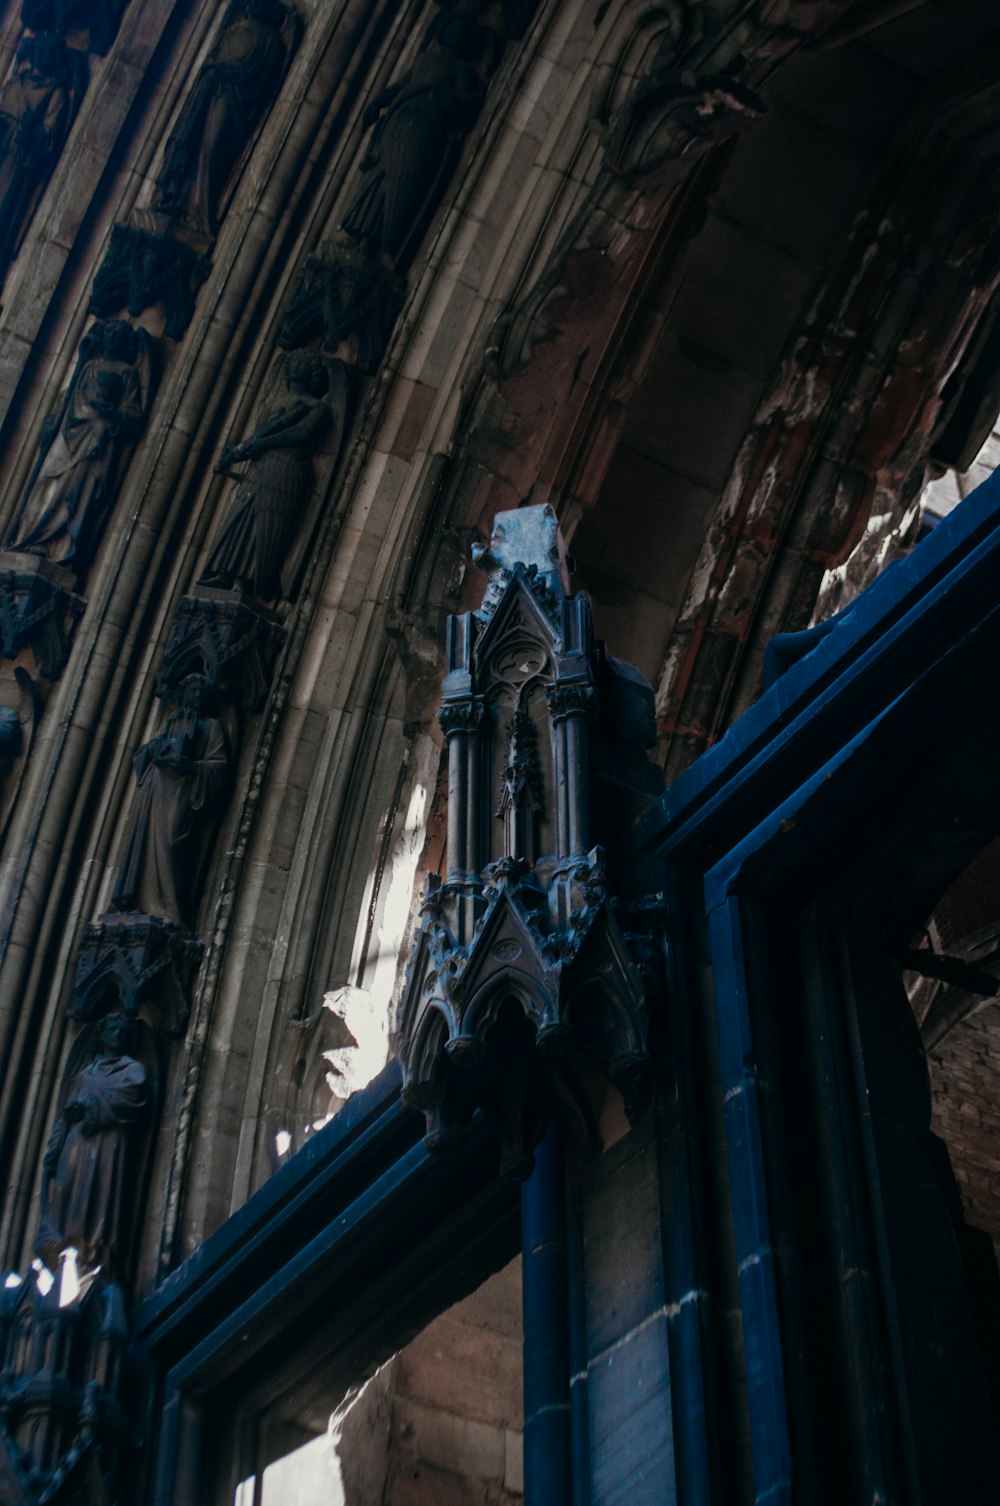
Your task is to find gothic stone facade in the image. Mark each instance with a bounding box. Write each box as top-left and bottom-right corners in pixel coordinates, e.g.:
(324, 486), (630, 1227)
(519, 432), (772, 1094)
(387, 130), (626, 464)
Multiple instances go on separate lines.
(1, 0), (1000, 1502)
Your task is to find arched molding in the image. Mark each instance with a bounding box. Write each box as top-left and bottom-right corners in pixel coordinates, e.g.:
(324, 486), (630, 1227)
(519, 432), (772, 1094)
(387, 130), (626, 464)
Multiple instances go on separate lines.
(653, 71), (1000, 774)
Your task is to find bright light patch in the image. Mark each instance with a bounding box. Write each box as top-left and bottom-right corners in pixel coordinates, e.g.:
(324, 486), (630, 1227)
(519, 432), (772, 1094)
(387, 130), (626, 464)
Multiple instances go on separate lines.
(31, 1259), (54, 1296)
(58, 1247), (81, 1307)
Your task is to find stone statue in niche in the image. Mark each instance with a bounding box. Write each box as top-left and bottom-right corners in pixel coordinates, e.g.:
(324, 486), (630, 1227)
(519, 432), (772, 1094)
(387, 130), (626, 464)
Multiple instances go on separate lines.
(6, 320), (156, 576)
(35, 1014), (150, 1277)
(153, 0), (292, 236)
(0, 34), (84, 285)
(111, 677), (229, 929)
(341, 10), (490, 268)
(21, 0), (126, 56)
(200, 352), (342, 601)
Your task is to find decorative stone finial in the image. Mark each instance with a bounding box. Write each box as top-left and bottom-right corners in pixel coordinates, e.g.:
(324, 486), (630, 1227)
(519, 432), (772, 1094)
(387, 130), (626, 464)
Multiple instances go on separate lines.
(394, 508), (665, 1177)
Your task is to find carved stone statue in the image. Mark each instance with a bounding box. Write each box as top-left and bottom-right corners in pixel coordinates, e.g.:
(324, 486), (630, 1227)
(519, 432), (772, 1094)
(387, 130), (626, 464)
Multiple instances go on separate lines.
(200, 352), (339, 601)
(153, 0), (291, 235)
(0, 35), (83, 283)
(6, 320), (156, 576)
(111, 678), (229, 928)
(341, 12), (488, 267)
(36, 1015), (149, 1277)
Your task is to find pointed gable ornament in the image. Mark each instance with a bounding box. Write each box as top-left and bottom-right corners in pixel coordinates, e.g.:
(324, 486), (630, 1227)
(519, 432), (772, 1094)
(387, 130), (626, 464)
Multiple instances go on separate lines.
(394, 506), (665, 1177)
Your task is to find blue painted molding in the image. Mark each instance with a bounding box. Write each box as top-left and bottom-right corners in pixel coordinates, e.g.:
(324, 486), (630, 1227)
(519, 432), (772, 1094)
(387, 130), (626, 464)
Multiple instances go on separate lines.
(642, 468), (1000, 862)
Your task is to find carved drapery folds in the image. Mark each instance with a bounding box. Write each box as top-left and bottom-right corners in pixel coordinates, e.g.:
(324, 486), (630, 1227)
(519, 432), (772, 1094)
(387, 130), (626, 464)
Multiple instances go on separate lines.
(0, 320), (157, 683)
(154, 0), (293, 235)
(0, 0), (132, 295)
(280, 0), (517, 374)
(341, 10), (489, 267)
(200, 352), (342, 602)
(91, 0), (298, 338)
(0, 34), (85, 288)
(4, 321), (158, 581)
(36, 1015), (151, 1279)
(111, 677), (230, 931)
(394, 506), (664, 1177)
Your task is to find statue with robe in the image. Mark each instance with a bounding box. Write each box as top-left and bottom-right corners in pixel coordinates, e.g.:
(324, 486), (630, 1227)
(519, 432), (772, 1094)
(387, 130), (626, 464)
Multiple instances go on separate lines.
(341, 11), (488, 268)
(153, 0), (291, 235)
(200, 352), (339, 601)
(112, 678), (229, 928)
(0, 35), (82, 285)
(6, 319), (156, 575)
(36, 1015), (149, 1278)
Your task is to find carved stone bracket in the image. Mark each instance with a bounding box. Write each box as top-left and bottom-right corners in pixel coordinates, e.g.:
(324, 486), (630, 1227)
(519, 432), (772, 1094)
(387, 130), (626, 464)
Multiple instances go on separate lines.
(0, 553), (85, 678)
(21, 0), (129, 56)
(278, 240), (405, 373)
(90, 215), (213, 340)
(71, 913), (201, 1036)
(156, 586), (284, 711)
(394, 506), (663, 1176)
(0, 1275), (130, 1506)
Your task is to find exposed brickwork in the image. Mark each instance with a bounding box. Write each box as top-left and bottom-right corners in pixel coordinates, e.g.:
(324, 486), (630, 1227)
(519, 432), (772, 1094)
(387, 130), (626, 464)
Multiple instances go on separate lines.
(385, 1260), (523, 1504)
(929, 1007), (1000, 1263)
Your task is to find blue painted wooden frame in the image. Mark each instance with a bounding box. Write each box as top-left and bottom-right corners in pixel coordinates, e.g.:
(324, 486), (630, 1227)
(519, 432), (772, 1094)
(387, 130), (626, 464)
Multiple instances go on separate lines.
(644, 468), (1000, 1503)
(134, 1060), (519, 1505)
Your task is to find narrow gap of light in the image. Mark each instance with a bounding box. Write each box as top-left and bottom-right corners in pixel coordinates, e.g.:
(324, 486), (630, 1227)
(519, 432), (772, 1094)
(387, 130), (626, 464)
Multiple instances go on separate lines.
(58, 1247), (81, 1307)
(31, 1258), (53, 1296)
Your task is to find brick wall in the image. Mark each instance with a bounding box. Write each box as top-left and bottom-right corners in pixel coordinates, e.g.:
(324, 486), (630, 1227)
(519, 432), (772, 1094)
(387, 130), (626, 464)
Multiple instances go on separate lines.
(930, 1009), (1000, 1264)
(381, 1259), (524, 1506)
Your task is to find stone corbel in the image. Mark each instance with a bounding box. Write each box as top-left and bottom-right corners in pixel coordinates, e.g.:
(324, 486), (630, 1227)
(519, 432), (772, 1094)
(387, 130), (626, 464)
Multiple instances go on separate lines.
(0, 552), (85, 679)
(90, 215), (213, 341)
(278, 241), (405, 373)
(71, 913), (202, 1036)
(156, 586), (285, 713)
